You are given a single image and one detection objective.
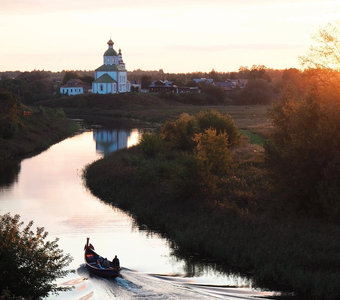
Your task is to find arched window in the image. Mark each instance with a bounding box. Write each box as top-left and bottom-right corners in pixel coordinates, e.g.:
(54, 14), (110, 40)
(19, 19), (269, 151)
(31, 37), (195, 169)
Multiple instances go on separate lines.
(100, 84), (103, 92)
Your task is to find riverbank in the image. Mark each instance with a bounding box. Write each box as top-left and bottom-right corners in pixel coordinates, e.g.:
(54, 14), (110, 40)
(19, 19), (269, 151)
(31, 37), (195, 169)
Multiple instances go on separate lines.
(0, 109), (79, 161)
(35, 93), (270, 138)
(83, 108), (340, 300)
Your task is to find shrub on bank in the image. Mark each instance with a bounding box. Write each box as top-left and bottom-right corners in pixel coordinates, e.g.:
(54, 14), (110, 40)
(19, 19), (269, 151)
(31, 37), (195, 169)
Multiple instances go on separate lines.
(160, 110), (241, 153)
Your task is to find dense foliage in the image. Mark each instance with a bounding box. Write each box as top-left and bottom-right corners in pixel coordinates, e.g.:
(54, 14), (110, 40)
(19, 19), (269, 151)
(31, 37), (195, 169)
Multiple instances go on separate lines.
(0, 90), (20, 139)
(159, 110), (241, 153)
(0, 71), (54, 104)
(132, 110), (241, 204)
(266, 85), (340, 221)
(238, 78), (274, 104)
(0, 213), (73, 299)
(0, 93), (78, 161)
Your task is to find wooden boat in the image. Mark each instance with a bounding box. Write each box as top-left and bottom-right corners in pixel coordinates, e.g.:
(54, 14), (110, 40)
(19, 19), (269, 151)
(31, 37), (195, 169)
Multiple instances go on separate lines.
(84, 238), (121, 278)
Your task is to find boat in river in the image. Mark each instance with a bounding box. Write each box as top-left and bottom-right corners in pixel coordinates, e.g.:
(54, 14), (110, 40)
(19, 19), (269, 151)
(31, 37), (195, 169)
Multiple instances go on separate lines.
(84, 238), (121, 278)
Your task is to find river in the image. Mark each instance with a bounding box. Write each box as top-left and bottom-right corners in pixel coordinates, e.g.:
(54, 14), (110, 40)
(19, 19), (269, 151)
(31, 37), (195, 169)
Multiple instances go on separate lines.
(0, 126), (278, 299)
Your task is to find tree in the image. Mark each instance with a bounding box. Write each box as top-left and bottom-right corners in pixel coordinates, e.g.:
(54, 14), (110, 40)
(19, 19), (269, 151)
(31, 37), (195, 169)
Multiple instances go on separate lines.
(160, 113), (198, 151)
(80, 75), (95, 84)
(0, 90), (19, 117)
(0, 90), (20, 139)
(61, 71), (79, 85)
(238, 66), (250, 79)
(266, 85), (340, 220)
(0, 213), (73, 299)
(249, 65), (271, 82)
(299, 20), (340, 86)
(196, 110), (241, 148)
(239, 78), (273, 104)
(160, 111), (241, 152)
(141, 75), (152, 89)
(200, 85), (226, 104)
(194, 128), (233, 197)
(282, 68), (300, 84)
(138, 131), (164, 157)
(209, 69), (221, 82)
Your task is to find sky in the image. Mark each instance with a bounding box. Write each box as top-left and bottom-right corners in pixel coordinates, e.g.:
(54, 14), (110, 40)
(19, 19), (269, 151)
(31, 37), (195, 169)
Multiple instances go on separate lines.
(1, 0), (340, 74)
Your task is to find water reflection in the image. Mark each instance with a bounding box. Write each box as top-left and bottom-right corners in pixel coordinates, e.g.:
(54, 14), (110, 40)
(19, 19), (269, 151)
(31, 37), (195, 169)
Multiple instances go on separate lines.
(93, 128), (141, 155)
(0, 161), (21, 189)
(169, 245), (253, 287)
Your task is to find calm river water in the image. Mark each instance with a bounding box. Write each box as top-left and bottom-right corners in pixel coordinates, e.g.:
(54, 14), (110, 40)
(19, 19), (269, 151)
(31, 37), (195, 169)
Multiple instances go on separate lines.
(0, 126), (277, 299)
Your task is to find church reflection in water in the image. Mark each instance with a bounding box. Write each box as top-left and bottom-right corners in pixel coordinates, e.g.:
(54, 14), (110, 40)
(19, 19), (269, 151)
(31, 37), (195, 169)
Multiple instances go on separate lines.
(93, 128), (141, 155)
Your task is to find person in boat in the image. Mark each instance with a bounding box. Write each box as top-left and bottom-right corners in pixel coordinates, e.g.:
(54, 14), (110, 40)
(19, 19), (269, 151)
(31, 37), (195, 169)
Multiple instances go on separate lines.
(97, 256), (104, 269)
(102, 258), (110, 268)
(112, 255), (120, 268)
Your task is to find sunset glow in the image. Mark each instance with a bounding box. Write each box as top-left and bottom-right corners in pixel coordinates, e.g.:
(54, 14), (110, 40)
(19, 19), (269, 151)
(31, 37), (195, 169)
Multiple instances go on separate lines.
(1, 0), (340, 73)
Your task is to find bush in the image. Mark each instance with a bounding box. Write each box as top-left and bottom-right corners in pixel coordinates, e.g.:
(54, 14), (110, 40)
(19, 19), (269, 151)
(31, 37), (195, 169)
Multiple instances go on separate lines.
(194, 128), (233, 197)
(0, 213), (73, 299)
(138, 132), (164, 157)
(160, 113), (199, 151)
(196, 110), (241, 147)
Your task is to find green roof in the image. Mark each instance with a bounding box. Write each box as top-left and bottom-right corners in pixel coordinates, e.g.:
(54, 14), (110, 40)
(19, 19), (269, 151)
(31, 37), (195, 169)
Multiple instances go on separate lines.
(93, 74), (117, 83)
(95, 64), (126, 72)
(104, 48), (118, 56)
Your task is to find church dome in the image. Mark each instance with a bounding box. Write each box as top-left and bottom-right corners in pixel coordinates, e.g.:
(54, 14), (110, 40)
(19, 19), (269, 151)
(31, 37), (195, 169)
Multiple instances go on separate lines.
(104, 39), (118, 56)
(104, 48), (118, 56)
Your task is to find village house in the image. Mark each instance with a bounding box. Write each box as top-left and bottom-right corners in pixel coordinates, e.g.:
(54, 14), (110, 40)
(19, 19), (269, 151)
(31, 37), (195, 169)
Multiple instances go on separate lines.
(229, 79), (248, 88)
(214, 79), (248, 92)
(148, 80), (201, 93)
(148, 80), (177, 93)
(60, 79), (91, 95)
(177, 87), (200, 93)
(214, 80), (236, 92)
(193, 78), (214, 85)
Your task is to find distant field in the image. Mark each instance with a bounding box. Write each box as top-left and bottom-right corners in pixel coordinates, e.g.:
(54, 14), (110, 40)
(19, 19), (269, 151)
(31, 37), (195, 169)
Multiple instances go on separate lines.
(204, 105), (271, 138)
(36, 94), (272, 137)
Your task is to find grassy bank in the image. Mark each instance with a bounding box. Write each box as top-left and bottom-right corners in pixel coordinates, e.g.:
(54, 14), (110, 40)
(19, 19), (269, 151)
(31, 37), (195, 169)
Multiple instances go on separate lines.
(0, 108), (79, 161)
(82, 105), (340, 300)
(34, 93), (270, 132)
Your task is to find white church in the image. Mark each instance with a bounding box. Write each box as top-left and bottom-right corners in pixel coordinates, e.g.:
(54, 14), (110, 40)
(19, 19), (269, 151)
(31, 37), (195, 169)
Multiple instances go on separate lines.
(92, 38), (131, 94)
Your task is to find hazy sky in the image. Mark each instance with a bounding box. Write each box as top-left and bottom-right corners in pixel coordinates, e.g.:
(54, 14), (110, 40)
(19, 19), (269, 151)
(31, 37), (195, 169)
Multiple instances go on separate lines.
(1, 0), (339, 73)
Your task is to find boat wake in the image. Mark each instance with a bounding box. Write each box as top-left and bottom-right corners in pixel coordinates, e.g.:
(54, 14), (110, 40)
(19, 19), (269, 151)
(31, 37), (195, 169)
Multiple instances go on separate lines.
(50, 265), (278, 300)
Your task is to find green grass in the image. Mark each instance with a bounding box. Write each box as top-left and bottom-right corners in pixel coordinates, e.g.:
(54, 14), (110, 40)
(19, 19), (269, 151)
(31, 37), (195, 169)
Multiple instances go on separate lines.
(239, 129), (268, 145)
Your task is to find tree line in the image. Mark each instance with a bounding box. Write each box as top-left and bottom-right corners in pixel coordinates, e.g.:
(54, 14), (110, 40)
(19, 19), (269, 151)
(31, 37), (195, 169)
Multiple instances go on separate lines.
(0, 64), (321, 106)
